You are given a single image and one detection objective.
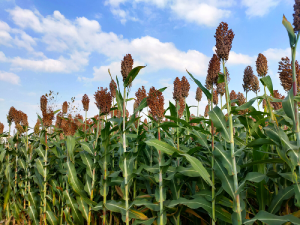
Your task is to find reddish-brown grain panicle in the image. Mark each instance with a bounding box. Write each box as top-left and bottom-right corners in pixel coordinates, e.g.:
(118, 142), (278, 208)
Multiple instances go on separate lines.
(206, 54), (220, 89)
(294, 0), (300, 32)
(237, 92), (246, 106)
(20, 111), (28, 127)
(62, 101), (68, 114)
(34, 119), (40, 135)
(217, 82), (225, 96)
(135, 86), (147, 106)
(243, 66), (254, 93)
(42, 108), (54, 127)
(110, 79), (117, 98)
(15, 123), (24, 134)
(213, 88), (218, 105)
(143, 118), (148, 131)
(252, 75), (260, 94)
(256, 53), (268, 77)
(189, 114), (197, 126)
(196, 87), (202, 101)
(82, 94), (90, 111)
(204, 104), (209, 117)
(214, 22), (235, 61)
(176, 97), (185, 118)
(121, 54), (134, 82)
(8, 106), (16, 123)
(13, 110), (23, 125)
(181, 76), (190, 98)
(94, 87), (112, 114)
(147, 87), (165, 122)
(40, 95), (48, 112)
(173, 77), (182, 101)
(74, 114), (83, 129)
(0, 122), (4, 134)
(230, 90), (237, 106)
(271, 90), (285, 110)
(278, 57), (300, 92)
(110, 109), (119, 118)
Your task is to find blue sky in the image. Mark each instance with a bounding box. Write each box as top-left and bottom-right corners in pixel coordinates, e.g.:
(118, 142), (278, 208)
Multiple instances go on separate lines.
(0, 0), (296, 132)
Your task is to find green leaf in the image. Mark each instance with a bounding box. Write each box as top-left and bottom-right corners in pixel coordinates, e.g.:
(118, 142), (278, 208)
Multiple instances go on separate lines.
(183, 154), (212, 186)
(247, 138), (275, 147)
(244, 210), (300, 225)
(80, 152), (94, 178)
(63, 190), (84, 225)
(66, 161), (87, 198)
(77, 197), (89, 220)
(260, 76), (273, 96)
(235, 96), (259, 111)
(66, 136), (76, 163)
(268, 186), (294, 214)
(46, 211), (58, 225)
(217, 73), (224, 84)
(124, 66), (146, 87)
(132, 199), (159, 211)
(208, 106), (230, 142)
(214, 159), (235, 198)
(214, 143), (233, 175)
(186, 69), (211, 99)
(80, 142), (94, 155)
(282, 88), (296, 131)
(145, 139), (182, 155)
(27, 206), (39, 225)
(282, 14), (297, 48)
(240, 158), (284, 168)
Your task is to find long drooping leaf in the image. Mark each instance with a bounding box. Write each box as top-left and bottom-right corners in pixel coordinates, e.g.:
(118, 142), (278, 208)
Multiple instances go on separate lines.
(208, 106), (230, 142)
(268, 186), (295, 214)
(186, 69), (211, 99)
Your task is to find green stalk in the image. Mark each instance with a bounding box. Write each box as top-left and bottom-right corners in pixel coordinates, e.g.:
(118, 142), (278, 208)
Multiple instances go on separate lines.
(291, 45), (300, 146)
(211, 88), (216, 225)
(223, 59), (242, 224)
(256, 93), (260, 111)
(110, 98), (115, 225)
(123, 87), (129, 225)
(44, 131), (48, 225)
(103, 115), (108, 225)
(84, 110), (87, 141)
(158, 124), (163, 225)
(88, 110), (100, 225)
(197, 101), (199, 116)
(176, 100), (180, 167)
(133, 112), (140, 200)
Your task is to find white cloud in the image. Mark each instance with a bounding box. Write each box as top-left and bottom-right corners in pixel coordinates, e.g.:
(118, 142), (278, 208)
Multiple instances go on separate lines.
(10, 51), (90, 73)
(0, 98), (4, 101)
(241, 0), (281, 17)
(227, 51), (255, 65)
(104, 0), (232, 26)
(262, 48), (290, 61)
(170, 1), (231, 27)
(0, 70), (20, 85)
(0, 51), (7, 62)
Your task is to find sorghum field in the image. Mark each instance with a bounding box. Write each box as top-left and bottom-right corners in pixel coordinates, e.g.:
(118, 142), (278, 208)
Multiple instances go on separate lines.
(3, 2), (300, 225)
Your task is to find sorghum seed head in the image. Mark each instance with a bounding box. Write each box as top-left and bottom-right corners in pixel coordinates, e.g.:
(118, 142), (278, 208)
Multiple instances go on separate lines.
(243, 66), (254, 93)
(94, 87), (112, 114)
(147, 87), (165, 122)
(16, 123), (24, 134)
(256, 53), (268, 77)
(135, 86), (147, 107)
(181, 76), (190, 98)
(271, 90), (285, 110)
(237, 92), (246, 106)
(34, 120), (40, 135)
(62, 101), (68, 114)
(294, 0), (300, 32)
(176, 97), (185, 118)
(42, 108), (54, 127)
(14, 110), (23, 125)
(196, 87), (202, 102)
(8, 106), (16, 124)
(252, 75), (260, 94)
(204, 104), (209, 117)
(121, 54), (134, 82)
(0, 122), (4, 134)
(230, 90), (237, 106)
(143, 118), (148, 131)
(82, 94), (90, 111)
(206, 54), (220, 89)
(20, 111), (28, 127)
(214, 22), (235, 61)
(217, 82), (225, 96)
(40, 95), (48, 112)
(278, 57), (300, 92)
(213, 88), (218, 105)
(110, 79), (117, 98)
(173, 77), (182, 101)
